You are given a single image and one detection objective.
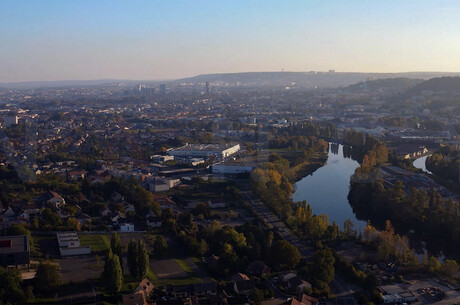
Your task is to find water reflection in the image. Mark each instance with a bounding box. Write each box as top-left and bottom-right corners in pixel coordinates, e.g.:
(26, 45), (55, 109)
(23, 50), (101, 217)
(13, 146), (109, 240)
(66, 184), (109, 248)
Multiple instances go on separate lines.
(413, 154), (433, 174)
(292, 143), (367, 231)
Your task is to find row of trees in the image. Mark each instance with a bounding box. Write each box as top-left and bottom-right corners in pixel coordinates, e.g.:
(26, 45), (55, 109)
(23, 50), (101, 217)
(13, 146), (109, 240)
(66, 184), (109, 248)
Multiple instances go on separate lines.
(102, 233), (151, 295)
(290, 201), (357, 243)
(349, 180), (460, 257)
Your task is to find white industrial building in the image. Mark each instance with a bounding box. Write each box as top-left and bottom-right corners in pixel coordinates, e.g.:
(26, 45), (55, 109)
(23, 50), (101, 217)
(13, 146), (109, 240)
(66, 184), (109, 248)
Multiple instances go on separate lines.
(57, 232), (91, 257)
(151, 155), (174, 164)
(212, 163), (255, 174)
(168, 143), (240, 159)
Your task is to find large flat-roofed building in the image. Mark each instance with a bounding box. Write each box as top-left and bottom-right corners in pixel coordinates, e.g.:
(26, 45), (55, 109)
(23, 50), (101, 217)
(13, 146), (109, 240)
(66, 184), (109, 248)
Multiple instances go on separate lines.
(57, 232), (91, 257)
(212, 162), (255, 174)
(0, 235), (30, 267)
(168, 143), (240, 159)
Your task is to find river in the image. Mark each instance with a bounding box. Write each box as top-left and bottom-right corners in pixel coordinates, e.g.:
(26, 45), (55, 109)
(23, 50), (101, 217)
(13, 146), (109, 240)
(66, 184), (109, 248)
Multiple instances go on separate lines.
(413, 154), (433, 174)
(292, 143), (367, 232)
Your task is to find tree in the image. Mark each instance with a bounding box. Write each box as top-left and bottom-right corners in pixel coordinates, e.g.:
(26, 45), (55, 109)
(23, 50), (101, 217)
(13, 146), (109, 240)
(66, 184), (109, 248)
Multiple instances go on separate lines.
(35, 262), (61, 294)
(153, 235), (168, 257)
(0, 267), (26, 304)
(192, 202), (211, 218)
(103, 250), (123, 295)
(110, 232), (122, 257)
(343, 219), (356, 239)
(270, 240), (301, 269)
(65, 217), (81, 231)
(427, 256), (441, 274)
(8, 223), (31, 237)
(253, 288), (264, 305)
(127, 238), (138, 278)
(309, 248), (335, 284)
(440, 259), (458, 277)
(196, 239), (209, 256)
(137, 240), (149, 278)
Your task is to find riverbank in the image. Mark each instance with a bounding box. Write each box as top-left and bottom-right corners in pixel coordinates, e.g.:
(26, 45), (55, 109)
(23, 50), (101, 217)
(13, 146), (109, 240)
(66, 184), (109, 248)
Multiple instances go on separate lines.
(285, 152), (328, 183)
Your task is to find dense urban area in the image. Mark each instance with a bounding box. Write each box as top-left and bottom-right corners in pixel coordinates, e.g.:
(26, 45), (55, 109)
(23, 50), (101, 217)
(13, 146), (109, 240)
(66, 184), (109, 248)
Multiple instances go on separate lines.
(0, 72), (459, 305)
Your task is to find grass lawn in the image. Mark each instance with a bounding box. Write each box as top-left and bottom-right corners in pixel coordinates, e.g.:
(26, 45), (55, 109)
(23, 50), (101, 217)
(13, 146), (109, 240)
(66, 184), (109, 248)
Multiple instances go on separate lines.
(79, 234), (110, 252)
(174, 259), (193, 274)
(31, 234), (57, 257)
(146, 269), (158, 282)
(191, 257), (201, 263)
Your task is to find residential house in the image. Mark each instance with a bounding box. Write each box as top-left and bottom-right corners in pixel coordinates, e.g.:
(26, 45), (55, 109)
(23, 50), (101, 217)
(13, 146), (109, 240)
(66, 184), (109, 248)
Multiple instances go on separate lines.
(246, 261), (271, 278)
(133, 278), (154, 297)
(111, 211), (126, 224)
(119, 222), (135, 232)
(231, 273), (254, 295)
(205, 255), (220, 272)
(122, 292), (148, 305)
(68, 170), (87, 180)
(165, 283), (217, 298)
(227, 296), (250, 305)
(279, 271), (297, 282)
(44, 191), (65, 208)
(122, 278), (154, 305)
(287, 276), (311, 293)
(124, 202), (136, 213)
(147, 216), (162, 228)
(285, 294), (318, 305)
(100, 206), (112, 217)
(2, 207), (15, 218)
(111, 192), (124, 202)
(207, 200), (227, 209)
(152, 194), (177, 210)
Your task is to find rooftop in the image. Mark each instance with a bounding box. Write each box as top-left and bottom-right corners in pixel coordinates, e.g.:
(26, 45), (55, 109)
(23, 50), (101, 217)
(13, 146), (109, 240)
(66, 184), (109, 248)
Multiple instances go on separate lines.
(0, 235), (29, 254)
(171, 143), (239, 152)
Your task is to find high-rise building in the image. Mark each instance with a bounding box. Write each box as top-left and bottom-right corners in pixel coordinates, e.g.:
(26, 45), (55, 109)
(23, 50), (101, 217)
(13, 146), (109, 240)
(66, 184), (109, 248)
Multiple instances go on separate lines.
(205, 82), (210, 94)
(138, 85), (154, 95)
(159, 84), (166, 94)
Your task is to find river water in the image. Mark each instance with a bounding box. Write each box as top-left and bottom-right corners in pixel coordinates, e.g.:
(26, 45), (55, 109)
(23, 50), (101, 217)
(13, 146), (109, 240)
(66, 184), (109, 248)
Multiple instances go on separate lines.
(292, 143), (367, 232)
(413, 154), (433, 174)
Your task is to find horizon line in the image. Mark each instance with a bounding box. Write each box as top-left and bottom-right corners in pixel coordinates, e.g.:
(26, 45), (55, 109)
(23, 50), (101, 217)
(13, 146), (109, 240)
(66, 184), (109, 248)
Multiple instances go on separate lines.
(2, 70), (460, 85)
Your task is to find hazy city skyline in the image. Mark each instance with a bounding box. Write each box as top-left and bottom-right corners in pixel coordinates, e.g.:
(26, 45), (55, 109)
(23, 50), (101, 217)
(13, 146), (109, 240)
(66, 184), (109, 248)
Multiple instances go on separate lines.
(2, 0), (460, 83)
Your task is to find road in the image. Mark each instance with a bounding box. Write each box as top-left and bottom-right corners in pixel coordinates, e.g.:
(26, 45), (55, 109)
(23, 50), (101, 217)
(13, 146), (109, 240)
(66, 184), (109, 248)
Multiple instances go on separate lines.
(242, 191), (312, 258)
(242, 190), (358, 304)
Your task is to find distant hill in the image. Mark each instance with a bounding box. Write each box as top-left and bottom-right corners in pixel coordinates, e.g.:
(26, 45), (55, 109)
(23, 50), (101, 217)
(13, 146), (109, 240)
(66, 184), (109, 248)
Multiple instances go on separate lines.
(2, 72), (460, 89)
(176, 71), (460, 89)
(386, 76), (460, 108)
(409, 76), (460, 94)
(0, 79), (163, 89)
(343, 77), (424, 93)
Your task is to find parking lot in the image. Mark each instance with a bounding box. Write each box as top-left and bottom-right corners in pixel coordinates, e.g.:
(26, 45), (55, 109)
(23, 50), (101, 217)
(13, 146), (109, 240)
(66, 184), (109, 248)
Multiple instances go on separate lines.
(389, 280), (460, 305)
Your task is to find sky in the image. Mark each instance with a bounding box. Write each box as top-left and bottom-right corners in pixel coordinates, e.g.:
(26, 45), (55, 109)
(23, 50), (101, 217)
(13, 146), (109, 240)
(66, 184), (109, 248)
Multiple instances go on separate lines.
(1, 0), (460, 82)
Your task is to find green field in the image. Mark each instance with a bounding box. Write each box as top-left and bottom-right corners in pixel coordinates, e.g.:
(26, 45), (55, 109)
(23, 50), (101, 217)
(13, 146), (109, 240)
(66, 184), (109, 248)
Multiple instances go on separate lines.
(79, 234), (110, 252)
(174, 258), (193, 274)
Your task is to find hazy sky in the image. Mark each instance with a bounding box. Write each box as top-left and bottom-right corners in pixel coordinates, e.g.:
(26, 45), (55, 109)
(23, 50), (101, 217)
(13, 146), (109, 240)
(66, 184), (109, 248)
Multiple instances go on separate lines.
(1, 0), (460, 82)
